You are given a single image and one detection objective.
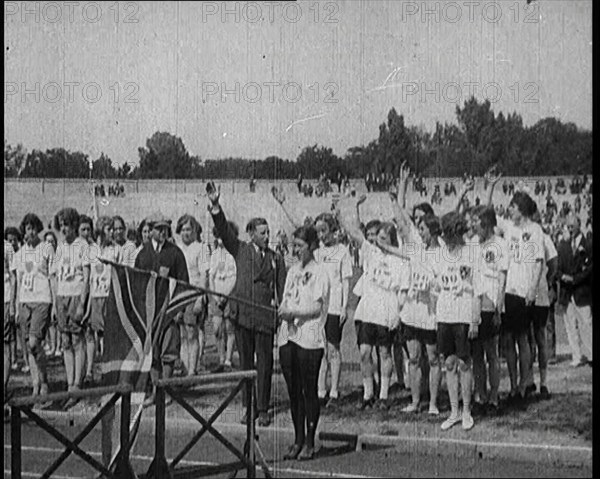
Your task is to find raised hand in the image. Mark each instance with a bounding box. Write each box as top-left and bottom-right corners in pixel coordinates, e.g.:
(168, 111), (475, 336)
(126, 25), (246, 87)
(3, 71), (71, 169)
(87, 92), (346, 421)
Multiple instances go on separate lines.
(399, 160), (411, 183)
(484, 165), (503, 185)
(271, 185), (286, 204)
(206, 181), (221, 206)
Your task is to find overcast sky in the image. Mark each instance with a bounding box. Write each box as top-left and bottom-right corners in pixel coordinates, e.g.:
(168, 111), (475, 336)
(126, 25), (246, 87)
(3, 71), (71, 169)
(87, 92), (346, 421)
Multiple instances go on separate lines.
(4, 0), (592, 165)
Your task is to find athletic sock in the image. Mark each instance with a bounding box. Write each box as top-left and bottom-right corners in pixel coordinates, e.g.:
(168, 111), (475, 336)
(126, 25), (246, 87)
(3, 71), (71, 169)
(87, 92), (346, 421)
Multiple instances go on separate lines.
(363, 377), (374, 400)
(379, 375), (390, 400)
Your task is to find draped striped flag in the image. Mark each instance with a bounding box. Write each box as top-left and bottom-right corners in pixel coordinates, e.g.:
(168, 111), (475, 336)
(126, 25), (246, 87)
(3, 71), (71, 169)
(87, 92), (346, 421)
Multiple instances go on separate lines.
(100, 260), (205, 404)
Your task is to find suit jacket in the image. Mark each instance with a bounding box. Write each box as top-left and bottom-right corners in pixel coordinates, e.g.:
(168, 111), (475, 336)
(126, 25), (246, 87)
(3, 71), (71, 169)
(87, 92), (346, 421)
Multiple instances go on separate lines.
(557, 233), (592, 307)
(211, 208), (286, 333)
(134, 240), (189, 283)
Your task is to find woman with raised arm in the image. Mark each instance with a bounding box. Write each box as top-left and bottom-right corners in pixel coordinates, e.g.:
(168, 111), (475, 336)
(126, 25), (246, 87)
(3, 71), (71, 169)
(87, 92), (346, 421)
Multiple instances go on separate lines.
(337, 197), (410, 410)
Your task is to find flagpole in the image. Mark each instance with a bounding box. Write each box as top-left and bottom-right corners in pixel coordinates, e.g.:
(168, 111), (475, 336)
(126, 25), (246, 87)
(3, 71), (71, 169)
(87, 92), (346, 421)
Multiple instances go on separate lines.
(100, 259), (277, 315)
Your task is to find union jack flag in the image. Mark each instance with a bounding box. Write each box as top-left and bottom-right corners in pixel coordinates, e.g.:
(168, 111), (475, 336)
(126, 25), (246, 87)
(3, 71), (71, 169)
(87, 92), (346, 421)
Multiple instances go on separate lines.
(100, 260), (205, 404)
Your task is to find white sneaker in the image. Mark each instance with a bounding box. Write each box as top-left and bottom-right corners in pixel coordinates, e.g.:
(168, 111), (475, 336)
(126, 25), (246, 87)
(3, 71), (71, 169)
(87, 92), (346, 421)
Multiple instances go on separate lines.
(441, 413), (461, 431)
(462, 412), (474, 430)
(402, 403), (419, 413)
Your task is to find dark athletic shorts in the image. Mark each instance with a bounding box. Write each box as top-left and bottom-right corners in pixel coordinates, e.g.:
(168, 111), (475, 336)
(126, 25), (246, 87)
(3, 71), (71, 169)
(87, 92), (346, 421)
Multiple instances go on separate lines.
(476, 311), (500, 341)
(18, 303), (51, 341)
(55, 296), (85, 335)
(532, 306), (550, 331)
(402, 323), (437, 345)
(502, 294), (534, 335)
(355, 321), (393, 348)
(437, 323), (470, 362)
(325, 314), (344, 346)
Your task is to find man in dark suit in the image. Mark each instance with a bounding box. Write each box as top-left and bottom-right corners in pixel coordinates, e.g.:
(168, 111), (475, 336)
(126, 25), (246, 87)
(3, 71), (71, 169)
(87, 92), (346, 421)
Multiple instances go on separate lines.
(135, 212), (189, 406)
(206, 182), (286, 426)
(556, 214), (592, 367)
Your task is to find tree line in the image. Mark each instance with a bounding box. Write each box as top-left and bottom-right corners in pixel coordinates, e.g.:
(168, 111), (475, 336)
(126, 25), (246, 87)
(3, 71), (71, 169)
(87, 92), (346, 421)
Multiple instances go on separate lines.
(4, 97), (592, 180)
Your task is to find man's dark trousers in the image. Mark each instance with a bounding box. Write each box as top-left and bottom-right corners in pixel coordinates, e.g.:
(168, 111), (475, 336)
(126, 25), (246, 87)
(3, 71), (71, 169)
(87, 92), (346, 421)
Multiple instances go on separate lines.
(236, 325), (274, 414)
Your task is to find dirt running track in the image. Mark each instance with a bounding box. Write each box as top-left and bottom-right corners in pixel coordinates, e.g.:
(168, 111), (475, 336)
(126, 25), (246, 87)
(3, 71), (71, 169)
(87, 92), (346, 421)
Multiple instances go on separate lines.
(4, 418), (591, 478)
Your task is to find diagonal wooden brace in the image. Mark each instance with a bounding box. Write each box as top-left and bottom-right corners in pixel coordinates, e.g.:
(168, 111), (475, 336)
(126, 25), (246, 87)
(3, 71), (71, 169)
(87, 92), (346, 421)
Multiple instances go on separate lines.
(20, 406), (114, 479)
(169, 380), (244, 468)
(166, 386), (251, 468)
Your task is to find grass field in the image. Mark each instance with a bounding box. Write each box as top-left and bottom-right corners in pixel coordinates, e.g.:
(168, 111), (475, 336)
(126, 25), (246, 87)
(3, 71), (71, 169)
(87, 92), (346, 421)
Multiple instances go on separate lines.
(3, 177), (590, 244)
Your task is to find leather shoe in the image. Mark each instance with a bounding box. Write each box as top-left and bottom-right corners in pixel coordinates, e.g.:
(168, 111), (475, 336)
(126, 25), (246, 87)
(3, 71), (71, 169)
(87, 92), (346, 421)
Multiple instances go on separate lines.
(257, 412), (271, 427)
(298, 445), (315, 461)
(283, 444), (303, 460)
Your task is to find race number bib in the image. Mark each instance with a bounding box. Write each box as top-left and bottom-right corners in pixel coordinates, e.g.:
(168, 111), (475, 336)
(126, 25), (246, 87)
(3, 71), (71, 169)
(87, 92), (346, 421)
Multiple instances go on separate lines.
(509, 239), (522, 263)
(440, 271), (461, 294)
(371, 264), (392, 290)
(285, 275), (301, 306)
(60, 264), (75, 282)
(22, 273), (34, 291)
(94, 276), (110, 295)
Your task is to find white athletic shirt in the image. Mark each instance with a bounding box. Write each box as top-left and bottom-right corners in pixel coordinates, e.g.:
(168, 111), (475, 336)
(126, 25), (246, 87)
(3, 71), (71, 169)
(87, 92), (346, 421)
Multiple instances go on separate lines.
(4, 241), (15, 303)
(116, 240), (137, 268)
(278, 259), (330, 350)
(88, 243), (119, 299)
(434, 244), (482, 325)
(52, 237), (90, 297)
(401, 245), (438, 331)
(535, 234), (558, 307)
(178, 240), (210, 288)
(478, 235), (509, 313)
(353, 241), (410, 329)
(14, 240), (53, 304)
(314, 243), (353, 316)
(497, 218), (544, 299)
(210, 246), (237, 296)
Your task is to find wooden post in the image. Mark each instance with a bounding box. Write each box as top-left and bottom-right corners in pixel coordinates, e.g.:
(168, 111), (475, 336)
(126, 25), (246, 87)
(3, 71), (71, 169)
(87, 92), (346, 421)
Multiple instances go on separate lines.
(114, 392), (136, 479)
(11, 407), (21, 479)
(147, 386), (173, 479)
(246, 379), (256, 478)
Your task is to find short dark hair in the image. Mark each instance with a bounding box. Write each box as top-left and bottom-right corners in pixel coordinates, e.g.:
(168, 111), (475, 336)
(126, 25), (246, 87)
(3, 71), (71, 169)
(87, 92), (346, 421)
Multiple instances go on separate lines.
(413, 202), (434, 219)
(112, 215), (126, 230)
(4, 226), (21, 242)
(315, 213), (339, 233)
(19, 213), (44, 237)
(246, 217), (268, 234)
(510, 191), (538, 218)
(176, 214), (202, 237)
(54, 208), (80, 231)
(95, 216), (114, 242)
(78, 215), (94, 230)
(472, 206), (497, 232)
(292, 225), (319, 252)
(365, 220), (381, 233)
(43, 230), (57, 247)
(441, 211), (468, 244)
(420, 214), (442, 238)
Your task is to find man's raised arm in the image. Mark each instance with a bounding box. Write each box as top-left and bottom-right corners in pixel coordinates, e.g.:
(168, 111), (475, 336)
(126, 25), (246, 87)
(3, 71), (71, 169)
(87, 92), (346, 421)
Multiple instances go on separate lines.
(206, 181), (240, 258)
